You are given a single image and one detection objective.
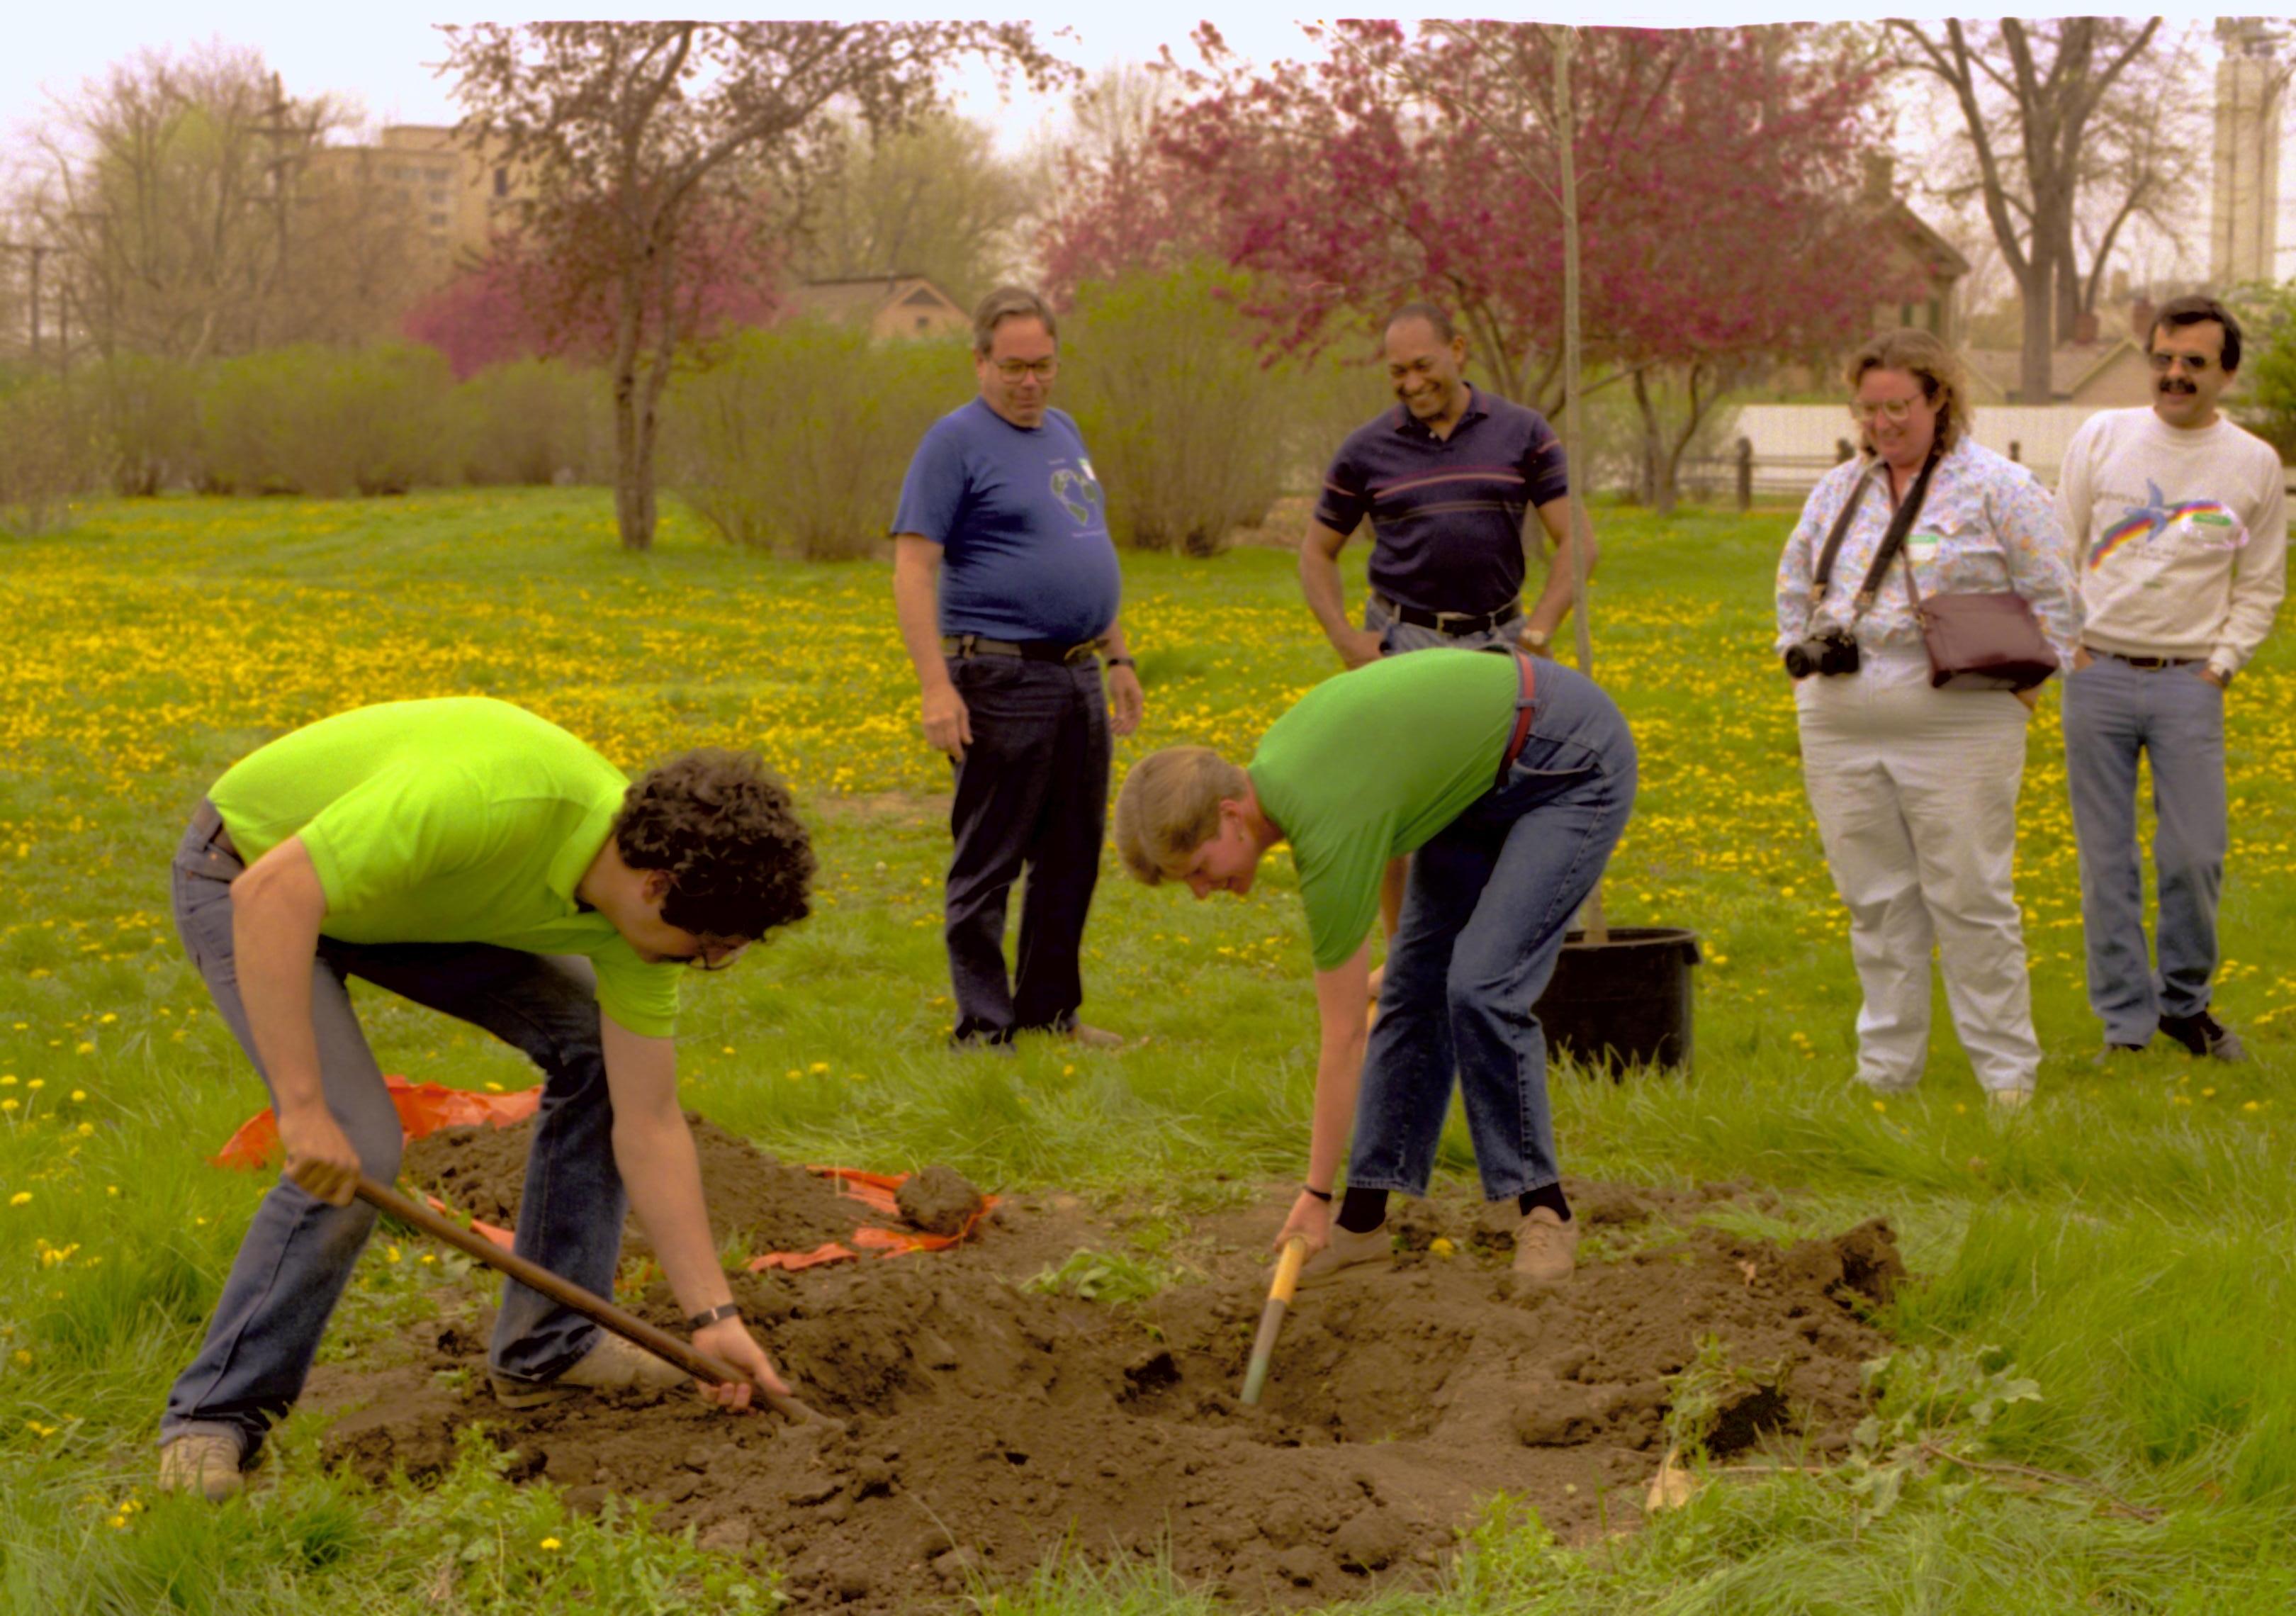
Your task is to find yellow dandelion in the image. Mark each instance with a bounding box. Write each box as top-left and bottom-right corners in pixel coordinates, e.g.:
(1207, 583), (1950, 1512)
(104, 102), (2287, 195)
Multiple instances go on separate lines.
(539, 1537), (563, 1551)
(7, 1191), (28, 1206)
(69, 1090), (84, 1102)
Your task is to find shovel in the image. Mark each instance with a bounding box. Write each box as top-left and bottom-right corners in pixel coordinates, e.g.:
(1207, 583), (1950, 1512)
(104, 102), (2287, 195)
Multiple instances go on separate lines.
(356, 1172), (835, 1428)
(1239, 1235), (1310, 1405)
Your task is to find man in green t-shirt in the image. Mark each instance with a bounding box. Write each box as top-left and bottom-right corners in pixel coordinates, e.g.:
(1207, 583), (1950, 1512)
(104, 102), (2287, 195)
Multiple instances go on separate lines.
(158, 698), (816, 1500)
(1115, 651), (1634, 1286)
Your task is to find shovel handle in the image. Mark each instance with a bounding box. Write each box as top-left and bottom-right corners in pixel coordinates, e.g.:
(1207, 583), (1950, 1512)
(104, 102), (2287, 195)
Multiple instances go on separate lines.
(355, 1173), (831, 1427)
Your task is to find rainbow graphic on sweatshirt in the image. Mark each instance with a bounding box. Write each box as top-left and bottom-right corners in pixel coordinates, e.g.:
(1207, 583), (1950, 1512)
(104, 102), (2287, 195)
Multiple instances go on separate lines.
(2089, 480), (2239, 569)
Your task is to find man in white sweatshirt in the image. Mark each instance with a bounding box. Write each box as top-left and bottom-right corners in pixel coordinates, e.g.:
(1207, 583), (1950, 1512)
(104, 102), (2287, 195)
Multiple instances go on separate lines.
(2056, 295), (2287, 1062)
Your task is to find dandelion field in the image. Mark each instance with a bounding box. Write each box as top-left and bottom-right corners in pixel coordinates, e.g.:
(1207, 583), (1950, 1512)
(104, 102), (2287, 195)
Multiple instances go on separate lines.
(2, 488), (2292, 1612)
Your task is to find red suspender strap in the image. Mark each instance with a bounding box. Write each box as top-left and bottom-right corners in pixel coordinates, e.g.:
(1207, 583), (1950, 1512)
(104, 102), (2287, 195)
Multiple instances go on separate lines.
(1497, 650), (1537, 789)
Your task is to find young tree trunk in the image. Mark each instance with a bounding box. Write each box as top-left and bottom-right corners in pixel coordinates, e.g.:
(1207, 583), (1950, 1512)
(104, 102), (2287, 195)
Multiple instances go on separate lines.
(1631, 367), (1665, 511)
(1553, 25), (1607, 944)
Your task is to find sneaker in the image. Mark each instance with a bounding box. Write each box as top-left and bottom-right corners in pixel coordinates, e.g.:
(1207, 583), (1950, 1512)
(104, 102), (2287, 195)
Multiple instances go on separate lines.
(1297, 1221), (1392, 1288)
(1062, 1022), (1125, 1050)
(2157, 1011), (2247, 1062)
(2093, 1041), (2149, 1066)
(158, 1432), (244, 1501)
(1986, 1087), (2033, 1113)
(492, 1332), (688, 1409)
(1512, 1208), (1580, 1284)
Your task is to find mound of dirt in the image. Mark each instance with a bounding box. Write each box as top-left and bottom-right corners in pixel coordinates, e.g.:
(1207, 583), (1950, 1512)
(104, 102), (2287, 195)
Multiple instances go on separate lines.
(402, 1114), (891, 1257)
(320, 1132), (1903, 1611)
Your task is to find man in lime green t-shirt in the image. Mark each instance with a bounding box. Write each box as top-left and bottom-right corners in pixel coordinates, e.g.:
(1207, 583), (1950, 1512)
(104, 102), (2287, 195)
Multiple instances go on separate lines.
(1115, 650), (1635, 1289)
(158, 698), (816, 1500)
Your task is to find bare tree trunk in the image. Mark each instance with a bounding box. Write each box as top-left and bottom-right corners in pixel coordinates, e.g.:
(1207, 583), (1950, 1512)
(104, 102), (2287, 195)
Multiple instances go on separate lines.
(2017, 257), (2055, 403)
(1631, 367), (1663, 510)
(611, 262), (654, 551)
(1553, 25), (1607, 944)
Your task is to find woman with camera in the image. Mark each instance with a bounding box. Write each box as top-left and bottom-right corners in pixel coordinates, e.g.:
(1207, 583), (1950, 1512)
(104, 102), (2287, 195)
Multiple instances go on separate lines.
(1774, 330), (2081, 1108)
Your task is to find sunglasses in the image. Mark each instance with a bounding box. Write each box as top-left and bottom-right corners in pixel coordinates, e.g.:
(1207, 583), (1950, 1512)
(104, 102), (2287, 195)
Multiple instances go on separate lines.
(2148, 352), (2215, 374)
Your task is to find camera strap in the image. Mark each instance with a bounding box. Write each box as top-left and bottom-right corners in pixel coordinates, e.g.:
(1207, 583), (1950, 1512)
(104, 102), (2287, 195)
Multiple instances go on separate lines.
(1806, 449), (1943, 634)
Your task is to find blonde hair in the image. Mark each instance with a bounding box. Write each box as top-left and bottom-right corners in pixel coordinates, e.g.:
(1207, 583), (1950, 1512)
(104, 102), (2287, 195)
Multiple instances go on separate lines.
(1114, 747), (1249, 884)
(1847, 327), (1971, 455)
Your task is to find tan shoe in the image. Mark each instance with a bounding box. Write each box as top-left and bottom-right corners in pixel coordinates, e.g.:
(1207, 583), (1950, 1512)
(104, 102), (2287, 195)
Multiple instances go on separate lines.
(1064, 1022), (1125, 1050)
(1297, 1220), (1392, 1288)
(1987, 1087), (2033, 1114)
(492, 1331), (688, 1409)
(1512, 1208), (1580, 1284)
(159, 1432), (244, 1501)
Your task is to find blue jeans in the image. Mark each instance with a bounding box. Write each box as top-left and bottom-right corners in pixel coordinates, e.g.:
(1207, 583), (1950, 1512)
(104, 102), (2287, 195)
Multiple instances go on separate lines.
(942, 655), (1110, 1042)
(164, 805), (628, 1465)
(1349, 659), (1637, 1202)
(1366, 594), (1526, 656)
(2061, 655), (2229, 1044)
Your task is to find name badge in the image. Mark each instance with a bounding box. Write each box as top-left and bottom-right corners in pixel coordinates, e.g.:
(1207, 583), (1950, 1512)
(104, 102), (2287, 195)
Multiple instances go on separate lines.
(1906, 534), (1941, 563)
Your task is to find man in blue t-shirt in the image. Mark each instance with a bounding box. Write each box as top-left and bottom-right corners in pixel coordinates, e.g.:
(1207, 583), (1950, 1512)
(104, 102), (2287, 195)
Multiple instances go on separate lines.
(891, 286), (1144, 1047)
(1301, 301), (1595, 958)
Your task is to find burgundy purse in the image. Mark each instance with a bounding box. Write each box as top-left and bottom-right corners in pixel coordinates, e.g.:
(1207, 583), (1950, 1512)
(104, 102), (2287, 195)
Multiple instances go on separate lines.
(1898, 553), (2058, 692)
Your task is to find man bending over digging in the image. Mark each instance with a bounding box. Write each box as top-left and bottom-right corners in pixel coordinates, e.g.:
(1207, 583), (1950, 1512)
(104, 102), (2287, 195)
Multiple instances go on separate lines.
(1114, 649), (1634, 1284)
(158, 697), (814, 1500)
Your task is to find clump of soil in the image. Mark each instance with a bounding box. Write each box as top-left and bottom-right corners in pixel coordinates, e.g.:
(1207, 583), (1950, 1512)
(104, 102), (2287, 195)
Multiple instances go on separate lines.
(320, 1130), (1905, 1612)
(894, 1165), (984, 1236)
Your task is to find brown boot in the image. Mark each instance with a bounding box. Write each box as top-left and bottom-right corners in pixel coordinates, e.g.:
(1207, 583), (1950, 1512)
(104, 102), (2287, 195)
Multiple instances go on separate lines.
(158, 1432), (244, 1501)
(493, 1331), (688, 1409)
(1297, 1221), (1392, 1288)
(1512, 1208), (1580, 1284)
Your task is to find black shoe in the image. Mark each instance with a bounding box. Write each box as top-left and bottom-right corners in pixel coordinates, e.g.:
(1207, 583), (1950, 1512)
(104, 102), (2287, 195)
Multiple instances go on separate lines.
(2091, 1040), (2149, 1067)
(2156, 1011), (2247, 1063)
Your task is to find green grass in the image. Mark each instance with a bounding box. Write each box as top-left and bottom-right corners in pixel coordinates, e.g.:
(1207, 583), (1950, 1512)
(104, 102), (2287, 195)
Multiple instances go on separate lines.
(1, 488), (2291, 1611)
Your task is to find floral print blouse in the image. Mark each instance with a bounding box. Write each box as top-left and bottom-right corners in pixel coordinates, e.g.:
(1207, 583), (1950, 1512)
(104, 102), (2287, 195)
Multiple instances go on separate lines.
(1774, 436), (2083, 673)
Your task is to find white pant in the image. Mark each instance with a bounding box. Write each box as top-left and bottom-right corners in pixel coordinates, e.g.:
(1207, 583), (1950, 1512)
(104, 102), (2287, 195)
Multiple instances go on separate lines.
(1796, 658), (2041, 1093)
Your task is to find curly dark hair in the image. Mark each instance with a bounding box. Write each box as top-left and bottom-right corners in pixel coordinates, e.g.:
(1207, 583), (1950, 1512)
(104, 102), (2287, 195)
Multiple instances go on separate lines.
(612, 750), (815, 941)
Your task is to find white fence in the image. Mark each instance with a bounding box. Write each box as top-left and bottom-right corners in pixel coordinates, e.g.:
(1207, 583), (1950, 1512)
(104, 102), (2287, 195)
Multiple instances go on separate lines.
(1685, 403), (2112, 503)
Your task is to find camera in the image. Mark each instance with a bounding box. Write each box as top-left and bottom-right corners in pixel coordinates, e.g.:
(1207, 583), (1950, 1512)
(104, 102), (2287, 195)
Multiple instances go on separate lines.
(1784, 632), (1860, 680)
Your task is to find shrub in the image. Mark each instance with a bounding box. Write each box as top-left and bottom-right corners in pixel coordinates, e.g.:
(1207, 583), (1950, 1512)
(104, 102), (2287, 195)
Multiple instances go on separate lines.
(453, 358), (614, 486)
(1057, 262), (1335, 556)
(0, 368), (99, 536)
(201, 342), (456, 496)
(81, 354), (207, 495)
(666, 320), (967, 558)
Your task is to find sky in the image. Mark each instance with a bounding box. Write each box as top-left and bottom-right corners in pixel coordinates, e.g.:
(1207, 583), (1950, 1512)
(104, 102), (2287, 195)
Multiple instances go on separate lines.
(3, 0), (2275, 286)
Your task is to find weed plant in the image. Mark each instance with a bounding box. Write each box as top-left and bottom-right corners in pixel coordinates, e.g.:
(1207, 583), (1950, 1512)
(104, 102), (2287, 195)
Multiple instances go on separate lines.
(1, 490), (2290, 1611)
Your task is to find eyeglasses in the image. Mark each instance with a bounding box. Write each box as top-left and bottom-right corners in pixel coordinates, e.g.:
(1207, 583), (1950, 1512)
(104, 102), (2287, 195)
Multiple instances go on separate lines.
(1848, 398), (1923, 424)
(682, 938), (749, 972)
(991, 357), (1059, 381)
(2148, 352), (2215, 374)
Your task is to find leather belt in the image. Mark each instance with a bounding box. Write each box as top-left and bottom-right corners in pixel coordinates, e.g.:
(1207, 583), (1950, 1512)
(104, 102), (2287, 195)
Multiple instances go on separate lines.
(1497, 650), (1538, 787)
(2086, 644), (2202, 670)
(1376, 594), (1521, 636)
(942, 634), (1105, 664)
(191, 799), (242, 861)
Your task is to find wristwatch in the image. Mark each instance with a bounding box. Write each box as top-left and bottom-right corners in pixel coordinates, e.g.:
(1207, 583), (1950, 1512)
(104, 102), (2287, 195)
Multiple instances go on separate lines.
(1522, 628), (1552, 653)
(2209, 662), (2234, 688)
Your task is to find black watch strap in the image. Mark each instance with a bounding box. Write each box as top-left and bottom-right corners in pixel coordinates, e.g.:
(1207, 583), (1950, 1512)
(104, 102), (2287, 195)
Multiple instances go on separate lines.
(1105, 654), (1136, 668)
(687, 1301), (742, 1332)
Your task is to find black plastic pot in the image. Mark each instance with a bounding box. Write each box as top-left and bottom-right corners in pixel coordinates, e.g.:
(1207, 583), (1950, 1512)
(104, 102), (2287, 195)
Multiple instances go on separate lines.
(1533, 926), (1701, 1075)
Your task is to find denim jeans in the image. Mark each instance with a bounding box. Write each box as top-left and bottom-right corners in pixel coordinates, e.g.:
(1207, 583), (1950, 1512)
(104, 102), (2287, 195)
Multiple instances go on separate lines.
(164, 804), (628, 1465)
(1349, 658), (1637, 1202)
(1366, 593), (1526, 656)
(942, 654), (1110, 1043)
(2061, 654), (2229, 1044)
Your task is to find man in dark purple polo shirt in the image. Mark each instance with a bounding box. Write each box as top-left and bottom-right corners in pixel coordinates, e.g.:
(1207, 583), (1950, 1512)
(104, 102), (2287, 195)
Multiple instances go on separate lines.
(1300, 301), (1594, 947)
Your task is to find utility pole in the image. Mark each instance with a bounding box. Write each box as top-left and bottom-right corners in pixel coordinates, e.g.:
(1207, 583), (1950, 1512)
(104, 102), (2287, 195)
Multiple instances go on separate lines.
(0, 240), (49, 364)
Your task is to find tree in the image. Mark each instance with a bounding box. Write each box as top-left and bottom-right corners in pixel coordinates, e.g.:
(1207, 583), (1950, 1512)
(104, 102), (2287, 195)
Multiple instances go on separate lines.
(789, 111), (1024, 307)
(1891, 19), (2166, 402)
(26, 43), (427, 363)
(1063, 23), (1913, 509)
(441, 21), (1070, 551)
(1035, 64), (1208, 298)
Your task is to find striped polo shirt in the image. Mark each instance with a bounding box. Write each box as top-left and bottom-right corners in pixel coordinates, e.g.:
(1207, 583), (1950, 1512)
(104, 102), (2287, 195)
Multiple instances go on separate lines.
(1316, 385), (1570, 619)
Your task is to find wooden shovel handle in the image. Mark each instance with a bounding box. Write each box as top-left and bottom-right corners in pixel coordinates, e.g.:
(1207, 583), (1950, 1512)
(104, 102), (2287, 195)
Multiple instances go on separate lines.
(356, 1173), (831, 1427)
